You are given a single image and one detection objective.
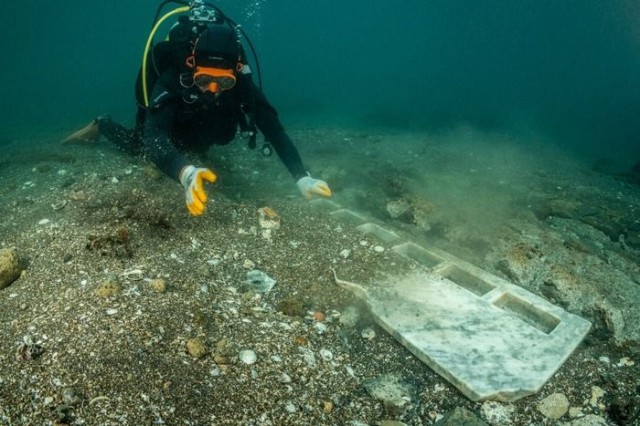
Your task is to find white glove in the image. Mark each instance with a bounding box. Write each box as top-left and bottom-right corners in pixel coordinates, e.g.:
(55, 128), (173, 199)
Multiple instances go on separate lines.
(296, 176), (332, 199)
(179, 165), (217, 216)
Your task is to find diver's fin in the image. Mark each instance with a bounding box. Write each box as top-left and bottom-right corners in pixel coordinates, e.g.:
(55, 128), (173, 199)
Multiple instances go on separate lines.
(62, 120), (99, 144)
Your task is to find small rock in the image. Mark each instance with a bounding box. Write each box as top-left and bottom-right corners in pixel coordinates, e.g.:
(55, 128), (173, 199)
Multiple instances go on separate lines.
(480, 401), (515, 426)
(243, 259), (256, 269)
(361, 327), (376, 340)
(435, 407), (487, 425)
(589, 386), (605, 408)
(214, 339), (237, 364)
(568, 414), (607, 426)
(95, 278), (121, 298)
(186, 338), (207, 359)
(537, 393), (569, 420)
(0, 248), (21, 289)
(616, 356), (634, 367)
(319, 348), (333, 362)
(149, 278), (167, 293)
(363, 374), (414, 416)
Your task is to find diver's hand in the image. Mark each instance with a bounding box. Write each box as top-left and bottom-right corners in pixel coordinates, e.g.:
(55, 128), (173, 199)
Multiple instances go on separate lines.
(179, 165), (217, 216)
(296, 176), (332, 199)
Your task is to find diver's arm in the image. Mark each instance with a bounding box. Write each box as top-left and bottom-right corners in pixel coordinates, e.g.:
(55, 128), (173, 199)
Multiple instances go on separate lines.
(250, 83), (308, 180)
(143, 84), (190, 181)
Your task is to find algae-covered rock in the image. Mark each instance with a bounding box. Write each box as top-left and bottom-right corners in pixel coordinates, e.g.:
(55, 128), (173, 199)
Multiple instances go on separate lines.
(0, 248), (21, 289)
(95, 278), (121, 298)
(186, 337), (207, 359)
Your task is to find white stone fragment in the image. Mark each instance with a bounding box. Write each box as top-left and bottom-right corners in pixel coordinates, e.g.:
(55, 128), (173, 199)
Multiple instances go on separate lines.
(589, 386), (605, 408)
(481, 401), (515, 426)
(617, 357), (634, 367)
(340, 249), (351, 259)
(106, 308), (118, 315)
(38, 219), (50, 225)
(373, 245), (385, 253)
(111, 177), (119, 183)
(314, 322), (327, 334)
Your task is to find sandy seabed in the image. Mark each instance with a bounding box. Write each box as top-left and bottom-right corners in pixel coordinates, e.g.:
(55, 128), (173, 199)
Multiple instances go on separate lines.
(0, 124), (639, 425)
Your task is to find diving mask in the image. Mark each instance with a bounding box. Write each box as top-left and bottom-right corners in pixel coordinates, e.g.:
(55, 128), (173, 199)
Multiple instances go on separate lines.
(193, 66), (236, 93)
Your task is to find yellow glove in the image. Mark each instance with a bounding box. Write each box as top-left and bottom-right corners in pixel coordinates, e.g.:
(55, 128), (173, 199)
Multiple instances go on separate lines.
(296, 176), (332, 199)
(179, 165), (217, 216)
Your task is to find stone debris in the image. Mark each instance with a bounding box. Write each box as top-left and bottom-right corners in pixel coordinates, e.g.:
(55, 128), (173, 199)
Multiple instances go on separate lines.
(363, 374), (415, 416)
(537, 393), (569, 420)
(480, 401), (515, 426)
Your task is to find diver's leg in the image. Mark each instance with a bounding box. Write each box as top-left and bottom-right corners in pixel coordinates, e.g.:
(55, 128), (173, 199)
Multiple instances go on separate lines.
(96, 116), (142, 156)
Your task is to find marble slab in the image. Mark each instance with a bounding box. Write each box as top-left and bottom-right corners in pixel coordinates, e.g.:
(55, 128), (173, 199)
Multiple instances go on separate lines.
(308, 203), (591, 401)
(334, 241), (591, 402)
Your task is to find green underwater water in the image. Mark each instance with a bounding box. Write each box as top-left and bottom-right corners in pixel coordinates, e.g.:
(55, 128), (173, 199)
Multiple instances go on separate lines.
(1, 0), (639, 166)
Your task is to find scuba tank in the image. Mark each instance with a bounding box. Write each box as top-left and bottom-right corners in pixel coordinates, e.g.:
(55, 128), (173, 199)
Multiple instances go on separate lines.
(136, 0), (270, 154)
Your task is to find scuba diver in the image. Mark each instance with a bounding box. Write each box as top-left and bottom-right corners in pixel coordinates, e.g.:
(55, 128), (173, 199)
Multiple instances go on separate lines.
(63, 0), (331, 216)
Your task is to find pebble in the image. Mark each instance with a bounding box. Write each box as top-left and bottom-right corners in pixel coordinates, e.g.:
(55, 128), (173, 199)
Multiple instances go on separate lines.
(373, 245), (385, 252)
(361, 327), (376, 340)
(314, 322), (327, 334)
(38, 219), (50, 225)
(537, 393), (569, 420)
(0, 248), (21, 290)
(239, 349), (257, 365)
(186, 338), (207, 359)
(480, 401), (515, 426)
(616, 356), (634, 367)
(96, 279), (121, 298)
(105, 308), (118, 315)
(319, 348), (333, 362)
(589, 386), (605, 408)
(149, 278), (167, 293)
(340, 249), (351, 259)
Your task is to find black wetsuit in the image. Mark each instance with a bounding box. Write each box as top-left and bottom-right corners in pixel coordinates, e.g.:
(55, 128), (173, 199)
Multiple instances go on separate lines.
(99, 67), (307, 182)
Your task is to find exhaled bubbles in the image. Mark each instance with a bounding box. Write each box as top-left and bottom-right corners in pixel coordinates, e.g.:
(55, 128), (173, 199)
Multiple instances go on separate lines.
(242, 0), (267, 35)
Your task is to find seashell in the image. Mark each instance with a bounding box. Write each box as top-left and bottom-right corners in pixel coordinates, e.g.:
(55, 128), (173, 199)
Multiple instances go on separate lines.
(239, 349), (257, 365)
(51, 200), (67, 211)
(122, 269), (144, 281)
